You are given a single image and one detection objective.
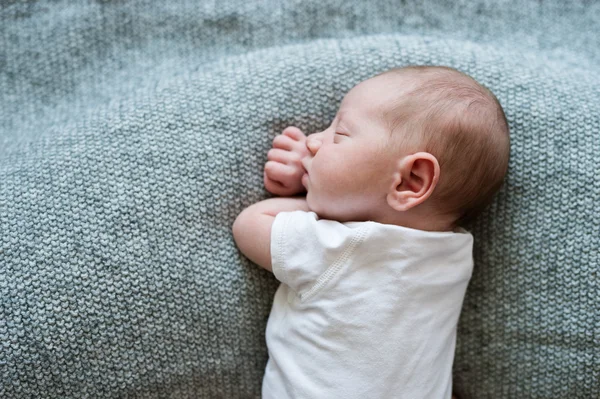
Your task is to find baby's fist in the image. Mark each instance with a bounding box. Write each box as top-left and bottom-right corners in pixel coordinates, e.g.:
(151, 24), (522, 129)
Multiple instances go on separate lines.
(264, 126), (310, 197)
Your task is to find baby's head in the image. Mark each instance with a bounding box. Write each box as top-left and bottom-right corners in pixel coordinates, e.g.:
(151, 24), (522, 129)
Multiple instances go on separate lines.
(302, 65), (510, 231)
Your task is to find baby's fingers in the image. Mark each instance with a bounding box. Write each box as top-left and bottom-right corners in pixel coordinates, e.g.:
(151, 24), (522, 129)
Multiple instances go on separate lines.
(267, 148), (301, 164)
(264, 170), (295, 196)
(282, 126), (306, 141)
(265, 161), (297, 182)
(264, 165), (299, 196)
(272, 134), (297, 151)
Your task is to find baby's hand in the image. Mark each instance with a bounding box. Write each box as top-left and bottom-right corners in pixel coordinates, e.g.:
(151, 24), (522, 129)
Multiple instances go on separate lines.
(264, 126), (310, 197)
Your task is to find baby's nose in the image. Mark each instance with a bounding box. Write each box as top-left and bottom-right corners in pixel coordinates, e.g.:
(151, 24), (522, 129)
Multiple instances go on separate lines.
(306, 136), (322, 155)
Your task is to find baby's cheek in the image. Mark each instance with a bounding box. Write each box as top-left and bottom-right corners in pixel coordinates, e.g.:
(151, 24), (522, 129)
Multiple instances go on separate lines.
(317, 151), (339, 179)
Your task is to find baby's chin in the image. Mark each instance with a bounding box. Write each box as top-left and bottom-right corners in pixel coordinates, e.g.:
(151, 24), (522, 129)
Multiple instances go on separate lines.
(305, 192), (328, 218)
(306, 193), (363, 222)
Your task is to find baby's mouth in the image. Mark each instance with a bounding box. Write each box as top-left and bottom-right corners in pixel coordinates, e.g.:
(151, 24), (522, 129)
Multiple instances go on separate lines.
(302, 172), (309, 188)
(301, 158), (310, 175)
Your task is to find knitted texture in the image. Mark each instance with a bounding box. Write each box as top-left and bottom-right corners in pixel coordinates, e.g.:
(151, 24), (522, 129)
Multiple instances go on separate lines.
(1, 1), (598, 398)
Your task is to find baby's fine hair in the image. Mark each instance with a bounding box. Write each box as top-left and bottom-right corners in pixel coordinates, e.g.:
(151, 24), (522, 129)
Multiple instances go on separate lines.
(376, 65), (510, 228)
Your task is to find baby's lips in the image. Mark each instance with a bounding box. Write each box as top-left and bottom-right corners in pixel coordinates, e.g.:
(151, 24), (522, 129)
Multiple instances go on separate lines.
(301, 157), (310, 175)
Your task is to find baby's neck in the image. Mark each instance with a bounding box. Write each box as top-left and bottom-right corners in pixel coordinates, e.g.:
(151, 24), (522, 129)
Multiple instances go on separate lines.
(369, 208), (458, 232)
(383, 217), (455, 232)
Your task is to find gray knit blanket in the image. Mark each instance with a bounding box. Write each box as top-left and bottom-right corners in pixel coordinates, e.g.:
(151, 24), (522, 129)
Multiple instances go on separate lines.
(1, 1), (598, 398)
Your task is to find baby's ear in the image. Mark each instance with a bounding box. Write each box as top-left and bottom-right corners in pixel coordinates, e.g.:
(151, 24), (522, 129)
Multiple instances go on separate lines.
(386, 152), (440, 212)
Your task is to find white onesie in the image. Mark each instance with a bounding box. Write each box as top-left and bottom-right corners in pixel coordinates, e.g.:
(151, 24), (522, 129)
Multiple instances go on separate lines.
(262, 210), (474, 399)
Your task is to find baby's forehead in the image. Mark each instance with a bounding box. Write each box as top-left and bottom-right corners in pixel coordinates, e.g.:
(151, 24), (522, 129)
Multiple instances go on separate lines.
(376, 71), (483, 116)
(341, 71), (465, 130)
(342, 78), (408, 120)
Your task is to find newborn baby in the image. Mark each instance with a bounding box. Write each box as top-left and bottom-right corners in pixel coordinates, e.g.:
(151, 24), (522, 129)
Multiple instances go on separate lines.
(233, 65), (510, 398)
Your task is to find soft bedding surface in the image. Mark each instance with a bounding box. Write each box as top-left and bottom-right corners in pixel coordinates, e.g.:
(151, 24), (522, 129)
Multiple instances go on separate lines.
(1, 1), (599, 398)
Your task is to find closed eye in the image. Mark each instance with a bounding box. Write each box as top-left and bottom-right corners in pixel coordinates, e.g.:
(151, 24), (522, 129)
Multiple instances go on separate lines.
(333, 133), (348, 144)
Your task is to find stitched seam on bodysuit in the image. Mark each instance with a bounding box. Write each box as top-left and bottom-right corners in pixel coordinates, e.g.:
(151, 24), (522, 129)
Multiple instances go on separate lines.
(299, 223), (372, 302)
(277, 213), (291, 285)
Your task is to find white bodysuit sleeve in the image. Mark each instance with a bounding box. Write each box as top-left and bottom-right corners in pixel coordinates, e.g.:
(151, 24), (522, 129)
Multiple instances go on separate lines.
(270, 210), (368, 299)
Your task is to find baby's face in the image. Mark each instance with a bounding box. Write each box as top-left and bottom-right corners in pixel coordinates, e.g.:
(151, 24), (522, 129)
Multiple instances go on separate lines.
(302, 75), (410, 223)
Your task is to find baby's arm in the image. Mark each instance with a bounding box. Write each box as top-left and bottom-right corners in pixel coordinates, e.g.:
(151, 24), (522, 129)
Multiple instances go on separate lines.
(233, 125), (311, 270)
(239, 196), (310, 217)
(232, 196), (310, 272)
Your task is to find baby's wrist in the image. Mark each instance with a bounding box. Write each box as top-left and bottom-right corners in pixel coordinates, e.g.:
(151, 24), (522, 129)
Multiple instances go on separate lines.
(251, 196), (310, 217)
